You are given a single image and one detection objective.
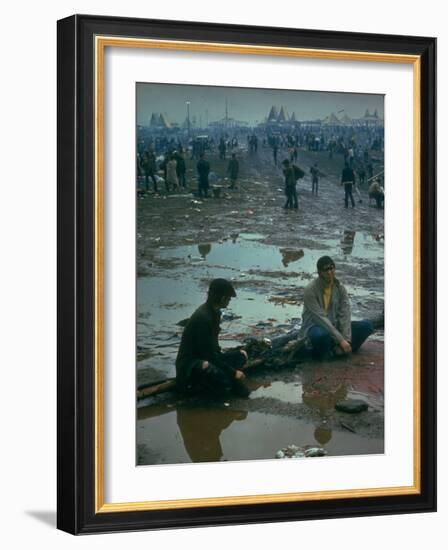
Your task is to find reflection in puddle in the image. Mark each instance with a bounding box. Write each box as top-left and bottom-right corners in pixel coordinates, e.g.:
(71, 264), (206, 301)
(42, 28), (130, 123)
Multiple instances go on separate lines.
(279, 248), (304, 267)
(177, 407), (247, 463)
(137, 401), (383, 465)
(341, 230), (356, 255)
(137, 347), (384, 466)
(249, 380), (303, 404)
(198, 243), (212, 258)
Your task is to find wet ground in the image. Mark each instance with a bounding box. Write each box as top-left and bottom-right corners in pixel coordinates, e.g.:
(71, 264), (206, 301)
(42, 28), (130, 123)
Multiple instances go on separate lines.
(136, 143), (384, 465)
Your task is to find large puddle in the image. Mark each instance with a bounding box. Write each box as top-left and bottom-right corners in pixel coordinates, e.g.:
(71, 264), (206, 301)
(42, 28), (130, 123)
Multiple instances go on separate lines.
(137, 231), (384, 380)
(137, 405), (384, 465)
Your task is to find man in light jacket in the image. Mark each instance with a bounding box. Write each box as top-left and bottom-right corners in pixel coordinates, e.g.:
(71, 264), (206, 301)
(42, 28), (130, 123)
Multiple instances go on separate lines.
(297, 256), (373, 359)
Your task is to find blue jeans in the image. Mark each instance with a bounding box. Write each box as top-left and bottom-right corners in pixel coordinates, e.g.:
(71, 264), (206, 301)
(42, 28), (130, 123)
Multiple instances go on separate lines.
(308, 320), (373, 358)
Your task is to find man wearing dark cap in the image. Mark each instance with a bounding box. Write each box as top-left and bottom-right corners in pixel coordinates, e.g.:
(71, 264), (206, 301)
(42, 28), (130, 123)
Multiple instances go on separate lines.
(175, 278), (249, 397)
(296, 256), (373, 359)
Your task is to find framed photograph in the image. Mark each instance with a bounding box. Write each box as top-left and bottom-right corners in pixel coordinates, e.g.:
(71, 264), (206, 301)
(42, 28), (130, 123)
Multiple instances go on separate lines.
(57, 14), (436, 534)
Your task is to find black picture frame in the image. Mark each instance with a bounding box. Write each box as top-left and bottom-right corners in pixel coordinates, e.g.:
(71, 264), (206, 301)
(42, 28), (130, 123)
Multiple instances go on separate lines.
(57, 14), (436, 535)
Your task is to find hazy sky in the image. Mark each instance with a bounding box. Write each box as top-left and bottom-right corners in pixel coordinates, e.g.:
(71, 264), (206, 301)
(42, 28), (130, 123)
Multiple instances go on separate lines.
(137, 82), (384, 126)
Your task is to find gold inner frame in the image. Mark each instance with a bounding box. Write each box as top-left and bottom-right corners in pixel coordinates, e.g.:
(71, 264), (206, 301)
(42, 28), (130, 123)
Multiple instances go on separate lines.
(94, 36), (421, 513)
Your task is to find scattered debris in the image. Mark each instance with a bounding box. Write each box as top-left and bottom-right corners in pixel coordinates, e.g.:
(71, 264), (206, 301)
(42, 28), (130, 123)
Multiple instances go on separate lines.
(335, 399), (369, 413)
(275, 444), (326, 459)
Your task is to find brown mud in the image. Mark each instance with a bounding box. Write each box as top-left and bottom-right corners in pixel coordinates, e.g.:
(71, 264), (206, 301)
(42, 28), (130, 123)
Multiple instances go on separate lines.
(136, 143), (384, 464)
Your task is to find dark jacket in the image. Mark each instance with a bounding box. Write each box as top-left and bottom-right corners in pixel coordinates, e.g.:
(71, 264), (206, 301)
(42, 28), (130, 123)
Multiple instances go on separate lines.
(197, 159), (210, 182)
(176, 156), (186, 175)
(341, 165), (355, 185)
(283, 166), (295, 189)
(227, 158), (239, 179)
(175, 302), (237, 388)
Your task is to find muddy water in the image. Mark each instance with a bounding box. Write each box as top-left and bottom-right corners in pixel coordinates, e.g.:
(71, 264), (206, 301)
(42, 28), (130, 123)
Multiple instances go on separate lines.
(137, 406), (384, 465)
(137, 342), (384, 464)
(137, 231), (384, 380)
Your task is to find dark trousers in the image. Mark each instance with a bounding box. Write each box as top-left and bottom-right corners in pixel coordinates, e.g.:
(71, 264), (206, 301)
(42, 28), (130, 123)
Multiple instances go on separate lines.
(178, 173), (186, 187)
(312, 178), (319, 195)
(308, 320), (374, 358)
(189, 351), (246, 398)
(284, 186), (298, 209)
(344, 183), (355, 208)
(198, 178), (209, 198)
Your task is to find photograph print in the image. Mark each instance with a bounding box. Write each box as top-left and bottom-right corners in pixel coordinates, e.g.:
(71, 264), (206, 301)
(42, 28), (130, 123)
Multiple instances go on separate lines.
(135, 83), (385, 466)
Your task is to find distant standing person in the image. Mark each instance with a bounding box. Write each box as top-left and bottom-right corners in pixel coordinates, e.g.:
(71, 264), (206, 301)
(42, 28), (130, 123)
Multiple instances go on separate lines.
(227, 153), (239, 190)
(273, 143), (279, 166)
(357, 165), (366, 187)
(310, 162), (320, 196)
(141, 150), (158, 193)
(175, 151), (187, 188)
(282, 159), (298, 209)
(341, 162), (356, 208)
(166, 154), (179, 192)
(219, 138), (226, 160)
(197, 152), (210, 198)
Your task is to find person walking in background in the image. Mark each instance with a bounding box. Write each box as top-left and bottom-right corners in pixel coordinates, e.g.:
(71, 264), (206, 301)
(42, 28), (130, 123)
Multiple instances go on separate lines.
(282, 159), (298, 209)
(273, 141), (279, 166)
(341, 162), (356, 208)
(310, 162), (320, 196)
(140, 149), (158, 193)
(197, 152), (210, 198)
(227, 153), (239, 190)
(175, 150), (187, 188)
(166, 154), (179, 192)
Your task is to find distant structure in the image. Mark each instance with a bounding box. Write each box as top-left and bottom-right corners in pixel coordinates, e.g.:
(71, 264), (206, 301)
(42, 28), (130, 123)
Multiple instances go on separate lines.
(149, 112), (172, 129)
(262, 105), (297, 131)
(359, 108), (382, 127)
(322, 112), (341, 126)
(267, 105), (279, 122)
(259, 105), (383, 130)
(209, 98), (249, 129)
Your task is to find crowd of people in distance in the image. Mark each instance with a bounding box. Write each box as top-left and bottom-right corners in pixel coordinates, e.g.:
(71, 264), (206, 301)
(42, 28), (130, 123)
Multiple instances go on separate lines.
(136, 124), (384, 209)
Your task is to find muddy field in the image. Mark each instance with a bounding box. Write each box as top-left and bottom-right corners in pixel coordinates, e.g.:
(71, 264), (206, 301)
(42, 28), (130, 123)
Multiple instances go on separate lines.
(136, 142), (384, 465)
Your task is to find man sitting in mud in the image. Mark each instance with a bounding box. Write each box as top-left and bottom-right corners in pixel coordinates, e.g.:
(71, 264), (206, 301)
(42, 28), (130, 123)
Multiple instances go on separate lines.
(175, 278), (250, 398)
(290, 256), (374, 360)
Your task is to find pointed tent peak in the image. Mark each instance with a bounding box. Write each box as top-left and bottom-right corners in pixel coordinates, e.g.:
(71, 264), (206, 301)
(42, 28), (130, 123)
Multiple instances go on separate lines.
(324, 112), (341, 124)
(364, 108), (371, 118)
(159, 113), (171, 128)
(373, 108), (378, 118)
(150, 113), (159, 126)
(290, 112), (297, 122)
(268, 105), (279, 121)
(342, 114), (352, 124)
(277, 106), (289, 122)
